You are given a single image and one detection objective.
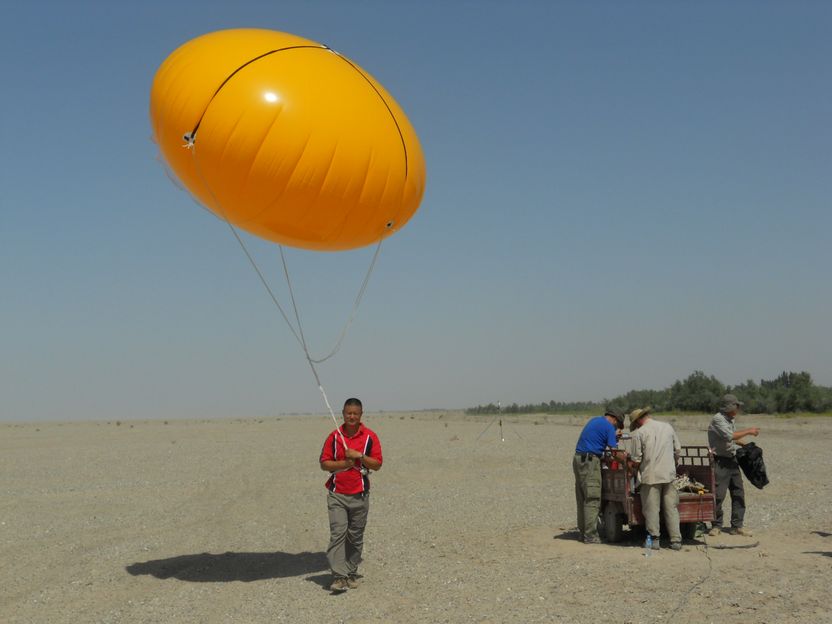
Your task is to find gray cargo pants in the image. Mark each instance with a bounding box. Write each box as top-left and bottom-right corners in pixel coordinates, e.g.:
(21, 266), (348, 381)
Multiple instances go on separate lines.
(326, 491), (370, 578)
(573, 453), (602, 540)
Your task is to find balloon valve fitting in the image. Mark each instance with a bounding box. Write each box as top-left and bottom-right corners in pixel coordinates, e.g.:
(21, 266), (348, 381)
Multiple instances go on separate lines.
(182, 132), (196, 149)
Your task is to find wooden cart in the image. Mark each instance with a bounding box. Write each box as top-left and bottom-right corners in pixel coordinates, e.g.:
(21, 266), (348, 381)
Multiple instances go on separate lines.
(598, 445), (716, 542)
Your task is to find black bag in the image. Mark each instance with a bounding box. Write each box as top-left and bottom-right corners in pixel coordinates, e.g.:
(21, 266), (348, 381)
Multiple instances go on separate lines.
(736, 442), (769, 489)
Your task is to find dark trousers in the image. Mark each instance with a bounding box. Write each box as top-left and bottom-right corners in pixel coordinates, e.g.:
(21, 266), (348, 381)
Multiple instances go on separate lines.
(713, 456), (746, 529)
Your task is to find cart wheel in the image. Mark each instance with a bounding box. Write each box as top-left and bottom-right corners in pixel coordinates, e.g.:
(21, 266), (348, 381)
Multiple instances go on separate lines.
(680, 522), (699, 541)
(602, 506), (624, 543)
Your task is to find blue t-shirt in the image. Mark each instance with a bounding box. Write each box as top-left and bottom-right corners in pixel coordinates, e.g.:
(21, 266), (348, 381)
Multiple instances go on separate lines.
(575, 416), (618, 455)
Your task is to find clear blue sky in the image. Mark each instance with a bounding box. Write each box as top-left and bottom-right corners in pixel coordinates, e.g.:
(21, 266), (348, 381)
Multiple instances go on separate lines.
(2, 1), (830, 421)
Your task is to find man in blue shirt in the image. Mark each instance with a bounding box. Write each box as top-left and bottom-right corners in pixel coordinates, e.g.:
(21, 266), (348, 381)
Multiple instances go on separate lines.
(573, 408), (624, 543)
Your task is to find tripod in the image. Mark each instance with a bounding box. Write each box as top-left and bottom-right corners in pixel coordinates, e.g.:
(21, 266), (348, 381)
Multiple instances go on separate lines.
(476, 402), (523, 442)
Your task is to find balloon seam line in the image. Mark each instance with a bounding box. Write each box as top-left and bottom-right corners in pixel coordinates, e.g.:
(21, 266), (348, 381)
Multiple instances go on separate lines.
(187, 45), (328, 140)
(329, 52), (410, 178)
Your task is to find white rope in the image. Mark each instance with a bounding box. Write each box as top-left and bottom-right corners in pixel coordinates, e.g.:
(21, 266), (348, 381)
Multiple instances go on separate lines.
(279, 240), (383, 364)
(318, 383), (348, 452)
(181, 139), (382, 451)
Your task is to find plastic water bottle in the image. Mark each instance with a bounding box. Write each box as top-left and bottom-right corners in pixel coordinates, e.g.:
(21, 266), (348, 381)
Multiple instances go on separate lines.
(644, 534), (653, 557)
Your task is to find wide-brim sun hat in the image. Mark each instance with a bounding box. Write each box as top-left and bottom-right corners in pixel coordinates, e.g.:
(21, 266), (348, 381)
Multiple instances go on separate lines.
(628, 406), (652, 431)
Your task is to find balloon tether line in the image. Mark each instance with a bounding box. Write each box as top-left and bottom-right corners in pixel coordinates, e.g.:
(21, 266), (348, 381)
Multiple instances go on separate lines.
(279, 242), (382, 365)
(186, 143), (384, 450)
(279, 242), (382, 453)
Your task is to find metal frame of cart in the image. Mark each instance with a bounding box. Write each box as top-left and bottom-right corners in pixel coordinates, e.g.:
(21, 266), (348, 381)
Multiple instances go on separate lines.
(599, 445), (716, 542)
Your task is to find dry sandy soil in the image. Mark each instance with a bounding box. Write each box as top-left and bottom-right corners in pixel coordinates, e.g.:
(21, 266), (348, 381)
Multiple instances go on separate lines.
(1, 412), (830, 624)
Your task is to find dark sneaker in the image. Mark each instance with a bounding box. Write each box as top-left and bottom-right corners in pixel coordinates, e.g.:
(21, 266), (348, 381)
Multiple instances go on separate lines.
(346, 575), (359, 589)
(670, 542), (682, 551)
(583, 535), (602, 544)
(329, 577), (349, 592)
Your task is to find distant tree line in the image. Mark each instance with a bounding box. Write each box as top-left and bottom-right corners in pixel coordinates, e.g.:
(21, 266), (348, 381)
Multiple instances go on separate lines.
(466, 370), (832, 415)
(467, 400), (601, 415)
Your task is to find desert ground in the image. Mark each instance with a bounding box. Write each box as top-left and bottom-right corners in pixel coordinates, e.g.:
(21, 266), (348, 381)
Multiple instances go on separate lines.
(1, 411), (830, 624)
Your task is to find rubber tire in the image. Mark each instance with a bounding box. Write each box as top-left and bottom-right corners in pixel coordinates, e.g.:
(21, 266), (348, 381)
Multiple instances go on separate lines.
(680, 522), (699, 541)
(602, 506), (624, 543)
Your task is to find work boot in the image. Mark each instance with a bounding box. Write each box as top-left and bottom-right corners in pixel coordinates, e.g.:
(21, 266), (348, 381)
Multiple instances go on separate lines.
(329, 577), (349, 592)
(708, 526), (722, 536)
(346, 575), (360, 589)
(729, 527), (753, 537)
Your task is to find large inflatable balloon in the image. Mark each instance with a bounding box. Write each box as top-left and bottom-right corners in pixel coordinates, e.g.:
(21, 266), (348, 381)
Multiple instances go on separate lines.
(150, 29), (425, 251)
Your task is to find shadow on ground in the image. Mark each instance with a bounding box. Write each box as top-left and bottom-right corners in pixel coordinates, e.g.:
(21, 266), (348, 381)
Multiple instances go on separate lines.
(126, 551), (327, 582)
(305, 572), (333, 590)
(552, 529), (643, 548)
(552, 528), (707, 549)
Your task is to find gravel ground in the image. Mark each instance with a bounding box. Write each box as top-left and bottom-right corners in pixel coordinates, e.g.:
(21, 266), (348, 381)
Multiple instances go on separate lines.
(1, 412), (830, 623)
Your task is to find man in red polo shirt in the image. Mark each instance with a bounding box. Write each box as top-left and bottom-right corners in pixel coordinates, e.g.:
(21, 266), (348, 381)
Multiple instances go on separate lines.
(319, 397), (383, 592)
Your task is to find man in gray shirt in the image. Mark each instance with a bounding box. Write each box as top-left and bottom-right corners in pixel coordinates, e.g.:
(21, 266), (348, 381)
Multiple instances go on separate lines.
(707, 394), (760, 536)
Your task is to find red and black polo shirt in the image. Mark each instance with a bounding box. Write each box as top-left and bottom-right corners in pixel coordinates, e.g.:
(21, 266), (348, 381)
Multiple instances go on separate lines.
(319, 423), (383, 495)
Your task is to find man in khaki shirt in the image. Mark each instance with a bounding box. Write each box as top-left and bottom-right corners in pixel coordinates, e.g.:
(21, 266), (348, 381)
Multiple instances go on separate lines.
(629, 407), (682, 551)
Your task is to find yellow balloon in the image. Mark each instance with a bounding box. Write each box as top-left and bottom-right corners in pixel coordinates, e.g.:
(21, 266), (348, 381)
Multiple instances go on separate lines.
(150, 29), (426, 251)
